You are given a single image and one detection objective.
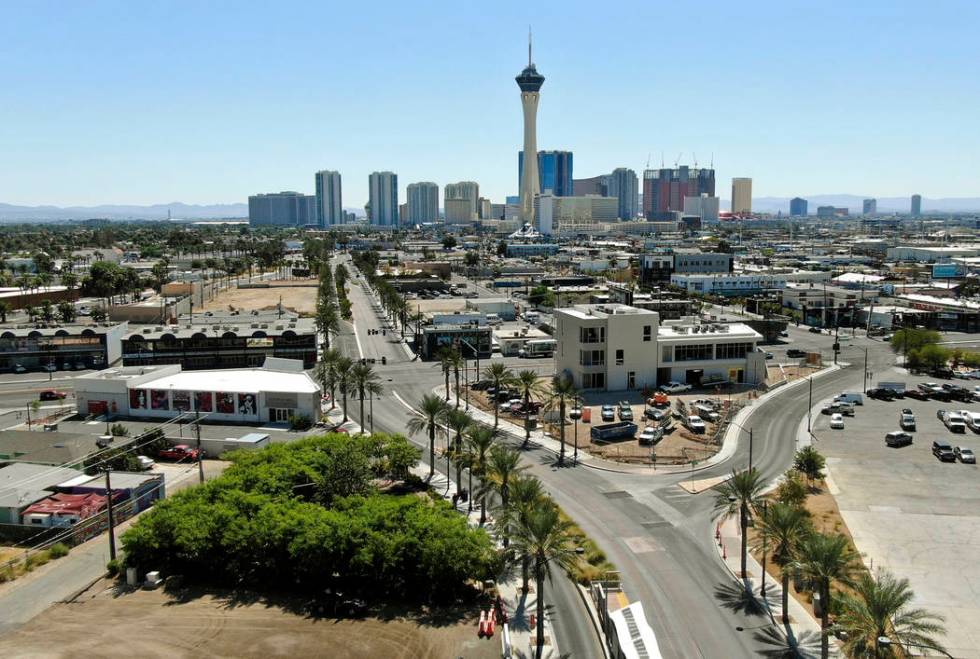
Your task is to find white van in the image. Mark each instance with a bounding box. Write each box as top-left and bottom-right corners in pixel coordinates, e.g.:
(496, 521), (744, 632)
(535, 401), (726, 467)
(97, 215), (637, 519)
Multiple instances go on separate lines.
(524, 311), (540, 324)
(835, 392), (864, 406)
(486, 313), (502, 326)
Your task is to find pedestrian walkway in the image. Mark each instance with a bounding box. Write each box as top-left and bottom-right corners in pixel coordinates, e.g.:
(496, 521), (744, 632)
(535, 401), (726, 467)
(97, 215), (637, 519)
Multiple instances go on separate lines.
(409, 458), (560, 658)
(715, 514), (831, 657)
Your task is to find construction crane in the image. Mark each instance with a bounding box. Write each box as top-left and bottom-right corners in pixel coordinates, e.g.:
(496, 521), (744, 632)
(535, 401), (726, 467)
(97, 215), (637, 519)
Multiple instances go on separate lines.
(674, 152), (683, 168)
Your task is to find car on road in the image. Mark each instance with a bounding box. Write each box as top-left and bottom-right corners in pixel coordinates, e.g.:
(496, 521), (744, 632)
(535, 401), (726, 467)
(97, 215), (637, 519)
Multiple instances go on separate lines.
(932, 440), (956, 462)
(601, 405), (616, 422)
(899, 409), (916, 430)
(14, 364), (26, 373)
(617, 402), (634, 422)
(136, 455), (155, 470)
(779, 330), (789, 337)
(821, 401), (854, 416)
(686, 416), (706, 433)
(885, 431), (913, 448)
(787, 349), (807, 358)
(830, 413), (845, 429)
(659, 381), (692, 394)
(38, 389), (68, 401)
(955, 446), (976, 464)
(808, 326), (823, 334)
(158, 444), (202, 461)
(764, 352), (774, 360)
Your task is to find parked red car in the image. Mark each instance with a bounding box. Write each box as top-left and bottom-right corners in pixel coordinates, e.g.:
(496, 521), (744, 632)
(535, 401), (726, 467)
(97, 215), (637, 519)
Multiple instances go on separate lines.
(38, 390), (68, 401)
(158, 444), (202, 461)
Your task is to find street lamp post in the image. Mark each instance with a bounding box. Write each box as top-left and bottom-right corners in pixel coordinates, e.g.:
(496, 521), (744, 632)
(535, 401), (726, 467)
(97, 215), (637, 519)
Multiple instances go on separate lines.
(807, 375), (813, 433)
(877, 636), (953, 658)
(568, 404), (582, 465)
(759, 499), (768, 598)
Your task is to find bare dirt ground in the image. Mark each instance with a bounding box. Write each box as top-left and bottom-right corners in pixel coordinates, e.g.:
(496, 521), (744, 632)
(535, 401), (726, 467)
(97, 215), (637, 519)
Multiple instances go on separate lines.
(747, 480), (863, 622)
(200, 280), (319, 316)
(0, 578), (499, 659)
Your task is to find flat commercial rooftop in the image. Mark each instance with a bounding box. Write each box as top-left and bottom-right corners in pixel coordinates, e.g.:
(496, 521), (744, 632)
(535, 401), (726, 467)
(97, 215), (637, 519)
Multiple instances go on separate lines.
(139, 369), (319, 394)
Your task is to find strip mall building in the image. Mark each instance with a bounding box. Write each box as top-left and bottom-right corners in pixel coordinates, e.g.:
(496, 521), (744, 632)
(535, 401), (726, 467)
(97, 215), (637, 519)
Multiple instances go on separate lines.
(73, 358), (320, 424)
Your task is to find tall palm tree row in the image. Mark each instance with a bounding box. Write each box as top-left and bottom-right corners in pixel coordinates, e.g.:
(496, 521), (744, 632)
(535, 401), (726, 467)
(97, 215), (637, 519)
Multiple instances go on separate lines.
(349, 362), (383, 434)
(484, 445), (526, 546)
(407, 394), (448, 481)
(511, 494), (579, 659)
(792, 532), (860, 659)
(483, 362), (515, 429)
(543, 374), (579, 465)
(714, 468), (765, 581)
(334, 356), (354, 422)
(465, 425), (497, 524)
(515, 369), (545, 448)
(443, 407), (473, 497)
(753, 501), (812, 624)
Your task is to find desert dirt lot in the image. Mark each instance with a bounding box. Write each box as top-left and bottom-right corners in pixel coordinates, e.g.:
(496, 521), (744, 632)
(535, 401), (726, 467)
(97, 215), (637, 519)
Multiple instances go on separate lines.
(200, 280), (318, 316)
(0, 578), (499, 659)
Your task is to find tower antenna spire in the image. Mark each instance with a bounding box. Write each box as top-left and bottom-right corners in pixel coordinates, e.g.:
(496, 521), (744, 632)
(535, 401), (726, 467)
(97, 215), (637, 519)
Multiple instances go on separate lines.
(528, 26), (532, 66)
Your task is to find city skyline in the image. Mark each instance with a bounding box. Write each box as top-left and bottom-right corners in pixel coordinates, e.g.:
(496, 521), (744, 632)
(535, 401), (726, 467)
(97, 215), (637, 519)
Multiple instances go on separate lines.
(2, 1), (979, 208)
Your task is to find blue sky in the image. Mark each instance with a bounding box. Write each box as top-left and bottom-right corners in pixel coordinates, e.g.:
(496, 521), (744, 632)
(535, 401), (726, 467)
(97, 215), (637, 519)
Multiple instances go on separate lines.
(1, 0), (978, 207)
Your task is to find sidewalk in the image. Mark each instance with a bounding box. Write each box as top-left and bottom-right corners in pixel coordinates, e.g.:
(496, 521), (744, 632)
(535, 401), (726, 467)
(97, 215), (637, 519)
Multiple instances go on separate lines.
(715, 514), (831, 657)
(408, 458), (560, 658)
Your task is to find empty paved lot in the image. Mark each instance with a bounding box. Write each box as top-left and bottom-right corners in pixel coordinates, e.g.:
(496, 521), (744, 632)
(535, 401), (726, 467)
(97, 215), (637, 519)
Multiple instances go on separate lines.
(812, 379), (980, 657)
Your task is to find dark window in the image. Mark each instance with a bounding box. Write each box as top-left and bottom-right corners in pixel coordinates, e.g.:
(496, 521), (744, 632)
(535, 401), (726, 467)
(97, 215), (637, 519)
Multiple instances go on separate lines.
(675, 344), (714, 361)
(643, 325), (652, 342)
(615, 349), (624, 365)
(716, 342), (751, 360)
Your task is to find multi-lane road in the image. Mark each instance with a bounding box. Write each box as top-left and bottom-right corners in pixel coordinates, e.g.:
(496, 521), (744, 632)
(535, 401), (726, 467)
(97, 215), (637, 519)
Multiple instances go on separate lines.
(335, 253), (906, 658)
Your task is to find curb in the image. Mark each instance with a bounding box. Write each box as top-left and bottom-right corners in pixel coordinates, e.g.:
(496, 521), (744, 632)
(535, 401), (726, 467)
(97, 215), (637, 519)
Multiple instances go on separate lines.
(574, 583), (611, 659)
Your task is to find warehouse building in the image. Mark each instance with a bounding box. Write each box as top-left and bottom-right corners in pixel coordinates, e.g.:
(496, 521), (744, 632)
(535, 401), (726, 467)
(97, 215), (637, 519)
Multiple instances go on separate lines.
(74, 358), (320, 424)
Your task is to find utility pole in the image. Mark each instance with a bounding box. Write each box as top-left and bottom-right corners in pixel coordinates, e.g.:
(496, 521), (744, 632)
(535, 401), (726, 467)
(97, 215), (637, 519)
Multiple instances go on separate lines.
(105, 469), (116, 561)
(195, 410), (204, 484)
(863, 347), (869, 394)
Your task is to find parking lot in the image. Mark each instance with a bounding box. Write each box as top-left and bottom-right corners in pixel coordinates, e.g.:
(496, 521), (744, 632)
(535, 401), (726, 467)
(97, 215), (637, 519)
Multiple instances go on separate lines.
(811, 376), (980, 657)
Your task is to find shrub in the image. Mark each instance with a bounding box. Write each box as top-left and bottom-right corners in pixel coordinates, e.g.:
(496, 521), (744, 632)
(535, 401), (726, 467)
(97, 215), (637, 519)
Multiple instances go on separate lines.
(25, 551), (50, 571)
(49, 542), (70, 558)
(288, 414), (313, 431)
(106, 559), (120, 576)
(109, 423), (130, 437)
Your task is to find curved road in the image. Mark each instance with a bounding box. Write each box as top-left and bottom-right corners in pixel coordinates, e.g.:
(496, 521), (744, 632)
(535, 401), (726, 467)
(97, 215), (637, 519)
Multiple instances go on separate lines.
(336, 254), (896, 657)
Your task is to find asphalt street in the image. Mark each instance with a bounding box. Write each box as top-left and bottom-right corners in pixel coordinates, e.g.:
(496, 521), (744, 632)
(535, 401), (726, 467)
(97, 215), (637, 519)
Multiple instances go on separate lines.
(337, 253), (904, 658)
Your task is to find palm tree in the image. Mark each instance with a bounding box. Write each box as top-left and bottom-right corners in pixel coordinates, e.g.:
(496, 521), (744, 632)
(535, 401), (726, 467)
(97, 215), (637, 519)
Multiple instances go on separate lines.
(407, 394), (447, 481)
(836, 569), (947, 658)
(714, 468), (765, 581)
(515, 369), (545, 448)
(437, 347), (454, 401)
(465, 425), (497, 523)
(512, 499), (578, 659)
(484, 362), (514, 429)
(792, 532), (860, 659)
(504, 474), (546, 592)
(447, 348), (465, 407)
(313, 349), (341, 409)
(444, 407), (472, 497)
(485, 445), (526, 546)
(350, 362), (383, 434)
(544, 374), (579, 465)
(334, 356), (354, 422)
(753, 501), (813, 623)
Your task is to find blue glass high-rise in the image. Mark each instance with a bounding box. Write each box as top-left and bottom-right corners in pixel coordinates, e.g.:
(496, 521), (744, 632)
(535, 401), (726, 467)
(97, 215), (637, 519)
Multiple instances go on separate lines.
(519, 150), (573, 196)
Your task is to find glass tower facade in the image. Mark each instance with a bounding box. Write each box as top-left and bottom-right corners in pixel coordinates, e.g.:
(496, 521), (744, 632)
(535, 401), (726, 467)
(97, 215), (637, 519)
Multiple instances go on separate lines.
(519, 150), (573, 196)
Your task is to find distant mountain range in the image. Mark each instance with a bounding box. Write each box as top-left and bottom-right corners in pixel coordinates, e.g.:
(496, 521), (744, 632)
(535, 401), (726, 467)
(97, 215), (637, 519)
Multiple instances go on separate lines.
(741, 195), (980, 215)
(2, 195), (979, 222)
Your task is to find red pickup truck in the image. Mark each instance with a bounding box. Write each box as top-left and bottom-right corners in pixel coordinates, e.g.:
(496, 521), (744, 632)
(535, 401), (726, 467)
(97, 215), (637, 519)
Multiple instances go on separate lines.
(158, 444), (202, 461)
(38, 390), (68, 401)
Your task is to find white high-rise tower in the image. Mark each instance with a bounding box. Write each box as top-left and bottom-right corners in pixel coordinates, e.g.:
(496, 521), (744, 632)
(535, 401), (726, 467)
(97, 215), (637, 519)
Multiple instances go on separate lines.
(516, 30), (545, 226)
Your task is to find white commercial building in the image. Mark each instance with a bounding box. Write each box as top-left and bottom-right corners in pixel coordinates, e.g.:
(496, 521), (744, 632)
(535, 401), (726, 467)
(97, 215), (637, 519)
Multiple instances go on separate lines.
(885, 245), (980, 263)
(74, 358), (320, 424)
(683, 194), (720, 222)
(670, 270), (831, 296)
(554, 303), (765, 391)
(537, 194), (618, 236)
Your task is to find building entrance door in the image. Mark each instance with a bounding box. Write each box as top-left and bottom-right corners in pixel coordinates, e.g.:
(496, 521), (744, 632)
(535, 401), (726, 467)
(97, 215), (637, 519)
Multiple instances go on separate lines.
(270, 408), (294, 423)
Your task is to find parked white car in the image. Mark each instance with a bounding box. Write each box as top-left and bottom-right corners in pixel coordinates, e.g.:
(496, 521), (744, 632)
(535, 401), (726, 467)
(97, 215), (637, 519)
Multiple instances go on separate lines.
(830, 413), (845, 429)
(660, 382), (692, 394)
(686, 416), (706, 433)
(136, 455), (155, 471)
